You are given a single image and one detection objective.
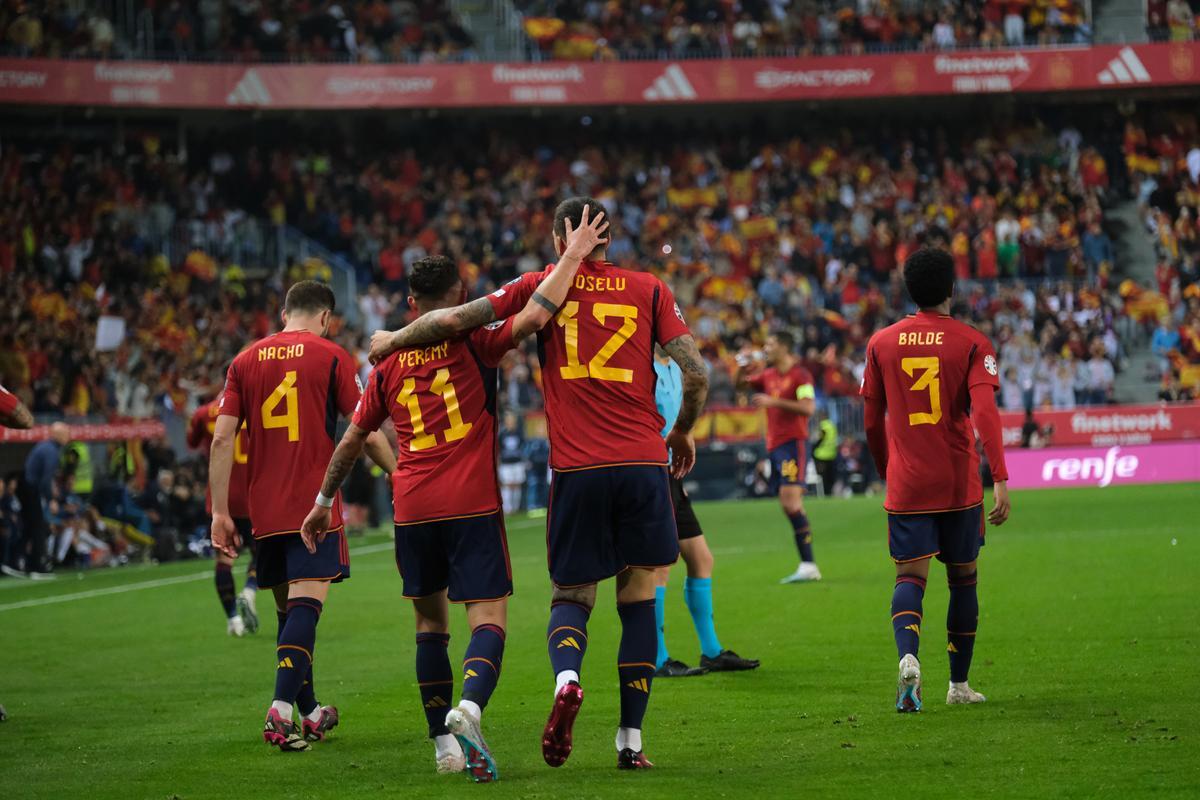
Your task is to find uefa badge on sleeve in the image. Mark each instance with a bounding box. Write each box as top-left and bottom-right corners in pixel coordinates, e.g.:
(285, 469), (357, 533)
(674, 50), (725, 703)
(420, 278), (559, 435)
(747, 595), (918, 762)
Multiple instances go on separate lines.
(984, 354), (998, 376)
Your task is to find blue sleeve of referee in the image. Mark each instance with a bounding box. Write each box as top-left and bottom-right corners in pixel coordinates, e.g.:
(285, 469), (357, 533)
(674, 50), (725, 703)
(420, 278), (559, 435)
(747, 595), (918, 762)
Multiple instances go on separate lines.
(654, 360), (683, 439)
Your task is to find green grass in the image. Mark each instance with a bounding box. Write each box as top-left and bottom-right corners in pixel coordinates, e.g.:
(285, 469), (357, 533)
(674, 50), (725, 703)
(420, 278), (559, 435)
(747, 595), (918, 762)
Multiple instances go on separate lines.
(2, 484), (1198, 799)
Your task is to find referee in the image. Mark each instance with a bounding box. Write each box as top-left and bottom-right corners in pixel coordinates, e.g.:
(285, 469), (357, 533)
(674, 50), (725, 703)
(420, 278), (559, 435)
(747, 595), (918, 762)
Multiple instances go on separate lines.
(652, 347), (759, 677)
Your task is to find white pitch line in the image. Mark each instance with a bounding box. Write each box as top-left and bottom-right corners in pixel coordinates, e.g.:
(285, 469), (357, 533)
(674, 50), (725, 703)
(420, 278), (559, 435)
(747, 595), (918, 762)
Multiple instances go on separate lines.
(0, 518), (547, 613)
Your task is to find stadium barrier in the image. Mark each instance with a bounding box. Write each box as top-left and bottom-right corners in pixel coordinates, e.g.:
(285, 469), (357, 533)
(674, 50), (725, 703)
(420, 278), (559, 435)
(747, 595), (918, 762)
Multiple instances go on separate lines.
(2, 43), (1199, 109)
(1005, 441), (1200, 489)
(0, 420), (166, 444)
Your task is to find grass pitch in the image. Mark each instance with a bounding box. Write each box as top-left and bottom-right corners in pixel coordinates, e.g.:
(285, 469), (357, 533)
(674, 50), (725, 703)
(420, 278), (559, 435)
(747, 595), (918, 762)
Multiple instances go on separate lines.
(1, 483), (1197, 799)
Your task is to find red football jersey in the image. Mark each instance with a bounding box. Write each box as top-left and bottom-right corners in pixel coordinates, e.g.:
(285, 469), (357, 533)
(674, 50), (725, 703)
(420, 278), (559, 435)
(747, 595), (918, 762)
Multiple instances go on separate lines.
(188, 398), (250, 518)
(0, 383), (18, 417)
(219, 330), (362, 538)
(488, 260), (691, 470)
(860, 310), (1002, 513)
(747, 364), (815, 450)
(354, 319), (517, 524)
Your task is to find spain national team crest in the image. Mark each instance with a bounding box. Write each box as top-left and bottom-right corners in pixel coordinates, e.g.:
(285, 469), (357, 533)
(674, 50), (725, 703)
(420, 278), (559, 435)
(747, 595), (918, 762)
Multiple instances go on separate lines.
(984, 354), (998, 376)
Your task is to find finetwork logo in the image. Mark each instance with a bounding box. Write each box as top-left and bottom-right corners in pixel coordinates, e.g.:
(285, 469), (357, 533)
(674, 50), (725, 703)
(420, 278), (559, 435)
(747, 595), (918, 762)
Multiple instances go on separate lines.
(643, 64), (696, 101)
(227, 69), (271, 105)
(1097, 47), (1151, 85)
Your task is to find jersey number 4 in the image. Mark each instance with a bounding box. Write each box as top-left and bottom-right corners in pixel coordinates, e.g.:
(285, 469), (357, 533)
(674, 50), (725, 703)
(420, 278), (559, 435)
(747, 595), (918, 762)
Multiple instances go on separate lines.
(396, 368), (473, 452)
(556, 301), (638, 383)
(902, 357), (941, 426)
(262, 371), (300, 441)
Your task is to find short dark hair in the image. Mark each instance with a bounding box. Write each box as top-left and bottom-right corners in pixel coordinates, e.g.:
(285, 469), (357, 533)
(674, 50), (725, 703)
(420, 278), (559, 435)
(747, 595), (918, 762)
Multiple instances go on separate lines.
(408, 255), (461, 300)
(903, 247), (955, 308)
(770, 330), (796, 352)
(553, 196), (604, 242)
(284, 280), (336, 315)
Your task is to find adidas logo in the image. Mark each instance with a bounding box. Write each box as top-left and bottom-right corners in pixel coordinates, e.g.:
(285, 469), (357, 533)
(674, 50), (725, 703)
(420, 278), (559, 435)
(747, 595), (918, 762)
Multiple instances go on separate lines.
(947, 642), (959, 654)
(276, 657), (294, 669)
(643, 65), (696, 102)
(465, 669), (479, 678)
(424, 696), (448, 709)
(227, 68), (272, 106)
(625, 678), (649, 693)
(1097, 47), (1151, 85)
(557, 636), (581, 650)
(904, 624), (921, 636)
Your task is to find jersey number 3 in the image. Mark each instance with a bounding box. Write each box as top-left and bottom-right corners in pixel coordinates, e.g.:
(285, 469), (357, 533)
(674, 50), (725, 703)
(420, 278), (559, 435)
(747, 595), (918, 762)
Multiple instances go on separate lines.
(902, 357), (941, 426)
(556, 301), (638, 383)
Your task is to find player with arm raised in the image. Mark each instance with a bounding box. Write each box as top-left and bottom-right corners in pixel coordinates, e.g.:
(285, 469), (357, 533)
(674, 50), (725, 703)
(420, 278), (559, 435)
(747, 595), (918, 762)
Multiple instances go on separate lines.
(187, 395), (258, 637)
(0, 383), (34, 430)
(733, 331), (821, 583)
(210, 281), (396, 751)
(300, 208), (607, 782)
(370, 196), (709, 771)
(859, 247), (1010, 713)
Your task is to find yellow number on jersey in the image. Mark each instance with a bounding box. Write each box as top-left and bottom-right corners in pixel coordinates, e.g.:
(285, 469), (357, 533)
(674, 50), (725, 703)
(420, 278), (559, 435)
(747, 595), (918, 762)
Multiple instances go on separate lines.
(396, 368), (473, 452)
(555, 301), (639, 383)
(261, 371), (300, 441)
(233, 424), (249, 464)
(901, 356), (942, 426)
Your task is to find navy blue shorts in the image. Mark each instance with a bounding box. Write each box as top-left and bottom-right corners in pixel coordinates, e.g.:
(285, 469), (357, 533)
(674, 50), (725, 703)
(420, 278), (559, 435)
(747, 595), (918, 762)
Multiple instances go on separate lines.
(547, 465), (679, 587)
(395, 511), (512, 603)
(887, 504), (985, 564)
(234, 518), (259, 559)
(255, 529), (350, 588)
(769, 440), (806, 494)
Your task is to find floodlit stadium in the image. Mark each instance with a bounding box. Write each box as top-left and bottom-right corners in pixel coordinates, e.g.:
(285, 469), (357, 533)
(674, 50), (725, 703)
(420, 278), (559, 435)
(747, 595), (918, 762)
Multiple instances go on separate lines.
(1, 2), (1198, 797)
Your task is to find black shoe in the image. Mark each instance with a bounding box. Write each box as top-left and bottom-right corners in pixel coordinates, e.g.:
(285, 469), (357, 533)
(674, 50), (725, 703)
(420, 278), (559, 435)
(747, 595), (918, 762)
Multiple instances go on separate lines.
(699, 650), (760, 672)
(617, 748), (654, 769)
(655, 659), (708, 678)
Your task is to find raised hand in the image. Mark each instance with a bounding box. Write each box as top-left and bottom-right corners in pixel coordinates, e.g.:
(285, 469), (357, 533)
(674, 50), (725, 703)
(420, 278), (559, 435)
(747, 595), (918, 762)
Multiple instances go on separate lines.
(562, 204), (610, 261)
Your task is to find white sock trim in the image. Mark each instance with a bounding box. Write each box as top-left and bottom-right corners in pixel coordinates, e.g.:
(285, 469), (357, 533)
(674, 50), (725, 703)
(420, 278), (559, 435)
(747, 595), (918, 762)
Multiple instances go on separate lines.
(555, 670), (580, 695)
(305, 705), (323, 723)
(434, 733), (462, 759)
(458, 699), (482, 720)
(270, 700), (293, 720)
(615, 726), (642, 752)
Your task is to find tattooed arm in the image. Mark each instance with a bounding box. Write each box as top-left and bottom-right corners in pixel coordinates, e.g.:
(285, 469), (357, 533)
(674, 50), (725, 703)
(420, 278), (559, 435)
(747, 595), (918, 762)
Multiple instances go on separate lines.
(368, 297), (498, 364)
(662, 334), (709, 478)
(0, 398), (34, 430)
(300, 423), (374, 553)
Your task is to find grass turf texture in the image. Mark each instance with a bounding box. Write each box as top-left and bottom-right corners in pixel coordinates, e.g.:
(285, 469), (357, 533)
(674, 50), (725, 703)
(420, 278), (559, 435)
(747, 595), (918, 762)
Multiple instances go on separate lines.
(1, 483), (1197, 799)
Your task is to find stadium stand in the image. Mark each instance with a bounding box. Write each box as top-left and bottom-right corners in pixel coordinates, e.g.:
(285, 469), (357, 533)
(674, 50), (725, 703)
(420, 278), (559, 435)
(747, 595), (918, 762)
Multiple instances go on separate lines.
(0, 0), (474, 63)
(517, 0), (1093, 61)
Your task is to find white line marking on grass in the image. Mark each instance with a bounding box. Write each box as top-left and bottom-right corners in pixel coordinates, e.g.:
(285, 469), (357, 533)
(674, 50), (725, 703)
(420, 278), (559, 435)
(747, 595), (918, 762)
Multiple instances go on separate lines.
(0, 541), (396, 613)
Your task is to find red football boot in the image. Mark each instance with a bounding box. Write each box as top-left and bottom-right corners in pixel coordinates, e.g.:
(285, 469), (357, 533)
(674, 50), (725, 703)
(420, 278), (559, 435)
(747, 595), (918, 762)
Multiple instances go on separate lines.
(541, 682), (584, 767)
(617, 748), (654, 770)
(263, 708), (309, 752)
(302, 705), (339, 742)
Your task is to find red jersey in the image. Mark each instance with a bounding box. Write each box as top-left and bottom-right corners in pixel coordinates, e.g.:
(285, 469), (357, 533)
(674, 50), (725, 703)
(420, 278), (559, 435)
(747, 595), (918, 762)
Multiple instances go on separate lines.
(353, 318), (517, 524)
(0, 383), (18, 417)
(860, 311), (1001, 513)
(219, 330), (363, 538)
(488, 260), (691, 470)
(187, 398), (250, 518)
(748, 364), (816, 450)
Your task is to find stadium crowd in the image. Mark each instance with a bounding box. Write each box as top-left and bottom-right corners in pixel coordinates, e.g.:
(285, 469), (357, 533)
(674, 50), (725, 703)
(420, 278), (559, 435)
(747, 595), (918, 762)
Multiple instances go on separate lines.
(1147, 0), (1199, 42)
(0, 0), (473, 63)
(519, 0), (1092, 60)
(1121, 114), (1200, 397)
(0, 112), (1149, 565)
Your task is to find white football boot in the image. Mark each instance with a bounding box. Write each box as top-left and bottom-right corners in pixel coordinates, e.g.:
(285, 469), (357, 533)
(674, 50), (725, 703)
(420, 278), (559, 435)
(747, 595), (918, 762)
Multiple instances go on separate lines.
(946, 682), (987, 704)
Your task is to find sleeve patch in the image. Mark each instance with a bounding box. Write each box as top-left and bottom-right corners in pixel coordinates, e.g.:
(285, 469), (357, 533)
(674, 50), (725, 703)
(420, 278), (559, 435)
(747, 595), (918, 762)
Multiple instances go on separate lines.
(984, 354), (998, 376)
(795, 383), (815, 400)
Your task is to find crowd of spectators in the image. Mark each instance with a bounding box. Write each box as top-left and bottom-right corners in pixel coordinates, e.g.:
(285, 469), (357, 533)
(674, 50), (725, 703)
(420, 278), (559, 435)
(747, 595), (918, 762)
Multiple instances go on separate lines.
(1122, 114), (1200, 397)
(0, 0), (473, 63)
(1147, 0), (1198, 42)
(519, 0), (1091, 61)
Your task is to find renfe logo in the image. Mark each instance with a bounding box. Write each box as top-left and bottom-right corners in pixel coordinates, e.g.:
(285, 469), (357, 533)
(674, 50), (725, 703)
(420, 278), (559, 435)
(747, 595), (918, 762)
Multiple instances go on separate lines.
(1041, 446), (1137, 487)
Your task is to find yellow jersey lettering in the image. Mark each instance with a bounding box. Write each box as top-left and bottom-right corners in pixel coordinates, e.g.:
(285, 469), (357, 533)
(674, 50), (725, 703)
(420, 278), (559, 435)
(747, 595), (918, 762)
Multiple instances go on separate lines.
(258, 344), (306, 361)
(573, 275), (627, 293)
(898, 332), (944, 346)
(395, 342), (451, 369)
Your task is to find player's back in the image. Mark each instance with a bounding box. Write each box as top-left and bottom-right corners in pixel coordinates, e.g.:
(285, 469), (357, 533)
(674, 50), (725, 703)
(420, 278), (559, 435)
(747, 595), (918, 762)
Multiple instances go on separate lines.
(222, 330), (361, 537)
(862, 310), (999, 512)
(357, 320), (515, 523)
(536, 260), (691, 470)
